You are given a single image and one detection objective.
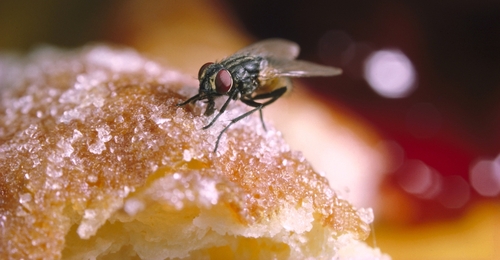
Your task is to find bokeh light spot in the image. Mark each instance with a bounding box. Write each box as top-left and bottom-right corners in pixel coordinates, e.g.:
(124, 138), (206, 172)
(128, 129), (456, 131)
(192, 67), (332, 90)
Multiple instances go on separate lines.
(470, 158), (500, 197)
(397, 160), (432, 195)
(364, 49), (417, 98)
(396, 160), (442, 199)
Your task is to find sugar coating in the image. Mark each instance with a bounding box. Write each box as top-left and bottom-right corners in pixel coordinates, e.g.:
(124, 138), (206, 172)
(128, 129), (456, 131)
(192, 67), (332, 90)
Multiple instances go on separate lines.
(0, 45), (371, 259)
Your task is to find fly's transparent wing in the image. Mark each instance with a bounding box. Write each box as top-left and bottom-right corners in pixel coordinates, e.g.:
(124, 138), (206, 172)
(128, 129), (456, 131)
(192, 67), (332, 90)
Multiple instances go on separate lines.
(262, 58), (342, 78)
(230, 38), (342, 79)
(233, 38), (300, 60)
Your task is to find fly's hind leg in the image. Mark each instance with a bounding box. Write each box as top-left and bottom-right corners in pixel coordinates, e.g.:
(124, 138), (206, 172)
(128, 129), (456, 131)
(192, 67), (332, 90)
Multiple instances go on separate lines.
(213, 86), (287, 153)
(241, 86), (287, 131)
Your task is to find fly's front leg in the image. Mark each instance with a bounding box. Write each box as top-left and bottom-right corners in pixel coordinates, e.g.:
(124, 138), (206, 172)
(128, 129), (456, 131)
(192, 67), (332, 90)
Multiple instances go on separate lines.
(212, 86), (287, 152)
(177, 93), (201, 106)
(202, 90), (238, 130)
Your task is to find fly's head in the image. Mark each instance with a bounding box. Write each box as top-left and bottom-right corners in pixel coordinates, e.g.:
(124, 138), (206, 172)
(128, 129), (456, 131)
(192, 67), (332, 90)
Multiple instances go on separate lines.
(197, 62), (234, 116)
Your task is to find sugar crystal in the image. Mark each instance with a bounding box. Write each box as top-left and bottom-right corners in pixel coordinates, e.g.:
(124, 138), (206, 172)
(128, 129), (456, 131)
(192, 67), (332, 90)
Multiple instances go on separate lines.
(183, 149), (192, 162)
(87, 175), (98, 183)
(19, 193), (32, 204)
(357, 207), (374, 225)
(88, 141), (106, 154)
(57, 139), (74, 157)
(96, 125), (112, 142)
(124, 198), (145, 216)
(72, 129), (83, 141)
(83, 209), (97, 219)
(46, 166), (63, 178)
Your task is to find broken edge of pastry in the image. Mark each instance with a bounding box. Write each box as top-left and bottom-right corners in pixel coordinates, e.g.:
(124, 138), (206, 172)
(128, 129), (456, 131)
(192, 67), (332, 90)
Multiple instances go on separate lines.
(0, 45), (390, 259)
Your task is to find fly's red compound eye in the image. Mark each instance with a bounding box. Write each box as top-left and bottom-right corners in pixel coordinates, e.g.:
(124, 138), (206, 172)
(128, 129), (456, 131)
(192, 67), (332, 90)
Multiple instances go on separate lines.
(198, 62), (213, 79)
(215, 69), (233, 94)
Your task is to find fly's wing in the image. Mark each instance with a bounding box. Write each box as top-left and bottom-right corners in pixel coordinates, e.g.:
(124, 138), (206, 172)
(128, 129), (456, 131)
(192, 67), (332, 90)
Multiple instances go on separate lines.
(232, 38), (300, 60)
(233, 38), (341, 79)
(262, 58), (342, 78)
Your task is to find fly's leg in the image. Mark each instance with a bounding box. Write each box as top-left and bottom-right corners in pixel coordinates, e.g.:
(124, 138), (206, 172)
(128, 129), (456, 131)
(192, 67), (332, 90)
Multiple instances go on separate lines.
(202, 90), (238, 130)
(204, 98), (216, 116)
(177, 94), (201, 106)
(213, 86), (287, 152)
(177, 94), (215, 116)
(241, 86), (287, 131)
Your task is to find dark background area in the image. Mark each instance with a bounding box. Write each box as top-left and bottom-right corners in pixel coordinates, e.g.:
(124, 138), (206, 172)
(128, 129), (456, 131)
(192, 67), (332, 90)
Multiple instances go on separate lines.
(1, 0), (499, 223)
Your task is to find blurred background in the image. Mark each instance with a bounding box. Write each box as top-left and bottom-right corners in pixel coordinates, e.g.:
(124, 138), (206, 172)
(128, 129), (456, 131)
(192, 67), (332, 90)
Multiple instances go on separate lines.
(1, 0), (499, 258)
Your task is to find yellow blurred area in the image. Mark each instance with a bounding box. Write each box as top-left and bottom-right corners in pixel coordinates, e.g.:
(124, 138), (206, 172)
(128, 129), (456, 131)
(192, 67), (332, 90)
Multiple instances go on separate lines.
(0, 0), (498, 259)
(375, 203), (500, 260)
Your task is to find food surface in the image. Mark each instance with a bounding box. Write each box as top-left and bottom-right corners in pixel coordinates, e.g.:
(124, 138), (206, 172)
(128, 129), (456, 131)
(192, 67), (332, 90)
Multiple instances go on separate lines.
(0, 46), (387, 259)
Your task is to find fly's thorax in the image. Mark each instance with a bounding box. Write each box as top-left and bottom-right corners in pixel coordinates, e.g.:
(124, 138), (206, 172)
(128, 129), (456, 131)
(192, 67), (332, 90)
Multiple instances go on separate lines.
(221, 55), (264, 96)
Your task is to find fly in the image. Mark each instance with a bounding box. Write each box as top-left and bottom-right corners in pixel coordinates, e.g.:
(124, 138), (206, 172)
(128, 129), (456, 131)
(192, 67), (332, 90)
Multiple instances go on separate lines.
(177, 38), (342, 153)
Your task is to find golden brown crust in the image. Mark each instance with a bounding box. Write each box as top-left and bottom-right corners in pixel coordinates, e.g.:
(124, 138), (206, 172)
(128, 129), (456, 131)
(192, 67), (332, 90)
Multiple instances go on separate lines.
(0, 46), (374, 259)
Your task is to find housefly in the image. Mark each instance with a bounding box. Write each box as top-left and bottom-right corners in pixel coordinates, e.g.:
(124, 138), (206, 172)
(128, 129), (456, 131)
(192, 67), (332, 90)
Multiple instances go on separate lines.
(177, 38), (342, 152)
